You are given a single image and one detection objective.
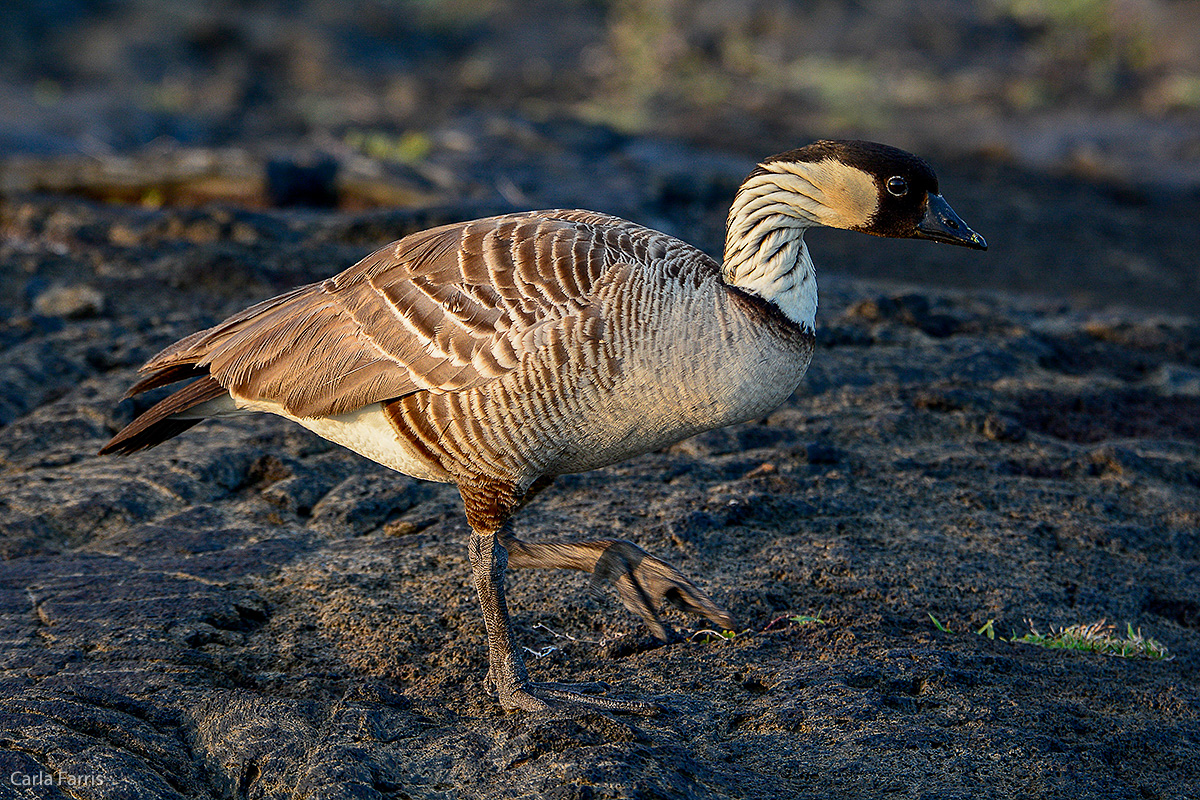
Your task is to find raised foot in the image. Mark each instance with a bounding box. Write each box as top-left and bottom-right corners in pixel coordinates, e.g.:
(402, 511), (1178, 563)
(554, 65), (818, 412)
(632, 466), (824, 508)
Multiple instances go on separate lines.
(497, 680), (661, 715)
(591, 540), (734, 641)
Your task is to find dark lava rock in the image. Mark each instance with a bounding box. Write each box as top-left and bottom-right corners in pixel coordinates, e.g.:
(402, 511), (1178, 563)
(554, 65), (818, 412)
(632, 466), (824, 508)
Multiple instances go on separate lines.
(266, 155), (340, 208)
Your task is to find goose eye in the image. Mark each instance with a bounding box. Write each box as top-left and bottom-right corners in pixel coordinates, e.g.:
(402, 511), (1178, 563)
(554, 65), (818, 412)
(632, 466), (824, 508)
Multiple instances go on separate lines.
(886, 176), (908, 197)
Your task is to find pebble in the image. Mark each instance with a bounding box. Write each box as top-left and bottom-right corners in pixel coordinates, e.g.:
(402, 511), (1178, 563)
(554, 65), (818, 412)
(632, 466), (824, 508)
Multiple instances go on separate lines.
(33, 284), (106, 318)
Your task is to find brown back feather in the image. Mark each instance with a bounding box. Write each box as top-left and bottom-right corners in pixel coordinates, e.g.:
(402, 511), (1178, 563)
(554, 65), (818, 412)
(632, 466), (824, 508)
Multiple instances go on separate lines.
(122, 363), (207, 398)
(129, 210), (662, 419)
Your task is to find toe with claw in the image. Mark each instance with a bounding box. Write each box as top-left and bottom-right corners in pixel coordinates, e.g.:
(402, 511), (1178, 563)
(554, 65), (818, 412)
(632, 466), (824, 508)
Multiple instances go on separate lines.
(494, 679), (661, 715)
(590, 539), (734, 640)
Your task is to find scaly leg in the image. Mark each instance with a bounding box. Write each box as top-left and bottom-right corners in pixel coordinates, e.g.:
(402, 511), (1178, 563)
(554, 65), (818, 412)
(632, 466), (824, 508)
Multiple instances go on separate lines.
(468, 528), (658, 714)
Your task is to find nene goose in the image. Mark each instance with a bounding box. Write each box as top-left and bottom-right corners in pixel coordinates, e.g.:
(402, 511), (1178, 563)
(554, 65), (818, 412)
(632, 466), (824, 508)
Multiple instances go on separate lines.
(101, 140), (986, 713)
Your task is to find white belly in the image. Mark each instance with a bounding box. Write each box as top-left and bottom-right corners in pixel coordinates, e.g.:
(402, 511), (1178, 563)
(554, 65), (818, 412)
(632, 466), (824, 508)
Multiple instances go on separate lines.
(234, 395), (453, 483)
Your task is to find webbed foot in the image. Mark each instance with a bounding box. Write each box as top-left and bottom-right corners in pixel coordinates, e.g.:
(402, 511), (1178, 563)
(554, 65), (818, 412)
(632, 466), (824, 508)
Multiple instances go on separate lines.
(590, 540), (734, 640)
(491, 676), (660, 715)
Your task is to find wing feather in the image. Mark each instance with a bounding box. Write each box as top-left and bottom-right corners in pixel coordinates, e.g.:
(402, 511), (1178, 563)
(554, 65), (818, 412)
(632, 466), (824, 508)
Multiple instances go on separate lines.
(131, 210), (676, 418)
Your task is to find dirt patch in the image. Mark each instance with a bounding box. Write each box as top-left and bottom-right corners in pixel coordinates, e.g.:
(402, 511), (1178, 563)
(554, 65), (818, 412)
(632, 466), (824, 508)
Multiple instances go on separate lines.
(1016, 389), (1200, 444)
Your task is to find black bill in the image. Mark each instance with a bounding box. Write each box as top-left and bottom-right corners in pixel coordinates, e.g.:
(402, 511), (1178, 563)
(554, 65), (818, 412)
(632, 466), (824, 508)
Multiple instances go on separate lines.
(916, 193), (987, 250)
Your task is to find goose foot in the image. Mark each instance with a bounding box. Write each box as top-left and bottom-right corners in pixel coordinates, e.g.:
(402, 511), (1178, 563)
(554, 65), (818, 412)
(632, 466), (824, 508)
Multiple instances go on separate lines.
(488, 674), (661, 715)
(589, 540), (734, 641)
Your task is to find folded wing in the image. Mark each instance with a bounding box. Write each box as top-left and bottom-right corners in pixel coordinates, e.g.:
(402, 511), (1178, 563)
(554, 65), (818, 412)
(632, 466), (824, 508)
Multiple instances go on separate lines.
(133, 210), (632, 419)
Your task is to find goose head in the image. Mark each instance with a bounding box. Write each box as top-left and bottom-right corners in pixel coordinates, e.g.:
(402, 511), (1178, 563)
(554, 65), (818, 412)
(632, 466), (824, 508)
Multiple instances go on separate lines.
(753, 139), (987, 249)
(723, 139), (986, 329)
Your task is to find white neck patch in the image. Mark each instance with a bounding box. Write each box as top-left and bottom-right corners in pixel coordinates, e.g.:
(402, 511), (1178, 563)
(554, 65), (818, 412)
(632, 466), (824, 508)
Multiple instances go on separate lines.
(724, 224), (817, 329)
(721, 159), (879, 330)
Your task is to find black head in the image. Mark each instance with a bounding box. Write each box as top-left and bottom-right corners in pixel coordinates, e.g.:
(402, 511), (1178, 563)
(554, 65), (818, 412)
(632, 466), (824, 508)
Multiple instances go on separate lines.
(759, 140), (987, 250)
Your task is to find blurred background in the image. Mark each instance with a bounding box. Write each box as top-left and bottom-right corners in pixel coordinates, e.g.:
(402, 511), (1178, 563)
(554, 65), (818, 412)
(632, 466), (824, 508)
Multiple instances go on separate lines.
(2, 0), (1199, 310)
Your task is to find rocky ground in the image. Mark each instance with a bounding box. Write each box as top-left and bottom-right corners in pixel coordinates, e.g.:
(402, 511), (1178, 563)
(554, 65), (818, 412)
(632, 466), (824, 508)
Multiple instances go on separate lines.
(2, 1), (1199, 798)
(1, 138), (1198, 798)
